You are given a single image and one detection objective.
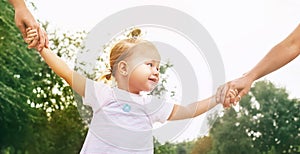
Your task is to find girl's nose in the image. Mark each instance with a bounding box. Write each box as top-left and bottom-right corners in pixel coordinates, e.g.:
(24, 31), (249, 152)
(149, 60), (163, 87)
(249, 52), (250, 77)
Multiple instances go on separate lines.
(153, 67), (159, 75)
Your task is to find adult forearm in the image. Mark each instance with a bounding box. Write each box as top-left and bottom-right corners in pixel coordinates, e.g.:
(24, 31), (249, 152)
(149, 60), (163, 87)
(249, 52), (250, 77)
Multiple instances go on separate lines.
(8, 0), (26, 9)
(246, 42), (299, 81)
(245, 24), (300, 81)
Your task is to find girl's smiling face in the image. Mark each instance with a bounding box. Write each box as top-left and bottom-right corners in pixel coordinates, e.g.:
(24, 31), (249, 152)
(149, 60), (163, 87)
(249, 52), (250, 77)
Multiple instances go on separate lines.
(125, 42), (161, 94)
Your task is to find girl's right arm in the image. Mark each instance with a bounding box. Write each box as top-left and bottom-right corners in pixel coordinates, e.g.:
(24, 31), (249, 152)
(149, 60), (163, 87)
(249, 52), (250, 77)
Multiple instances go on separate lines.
(39, 48), (86, 97)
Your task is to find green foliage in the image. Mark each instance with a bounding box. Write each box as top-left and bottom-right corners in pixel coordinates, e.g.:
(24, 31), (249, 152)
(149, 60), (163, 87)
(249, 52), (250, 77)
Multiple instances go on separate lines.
(0, 0), (87, 153)
(190, 136), (213, 154)
(154, 138), (200, 154)
(248, 81), (299, 153)
(209, 80), (300, 154)
(0, 1), (49, 152)
(150, 61), (174, 98)
(45, 105), (86, 154)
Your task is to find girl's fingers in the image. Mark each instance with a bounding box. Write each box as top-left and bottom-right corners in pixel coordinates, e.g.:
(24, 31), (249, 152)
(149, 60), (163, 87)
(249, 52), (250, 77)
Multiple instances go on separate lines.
(233, 95), (241, 106)
(228, 91), (236, 103)
(28, 32), (39, 48)
(234, 90), (245, 104)
(25, 37), (34, 44)
(25, 28), (38, 47)
(224, 88), (240, 107)
(27, 28), (37, 34)
(25, 39), (31, 44)
(224, 97), (231, 108)
(27, 32), (37, 38)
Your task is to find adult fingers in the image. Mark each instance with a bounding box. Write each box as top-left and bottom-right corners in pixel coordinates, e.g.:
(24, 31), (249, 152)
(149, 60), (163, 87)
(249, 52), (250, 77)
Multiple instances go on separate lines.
(235, 89), (247, 103)
(223, 96), (231, 108)
(221, 85), (232, 108)
(44, 29), (49, 48)
(39, 28), (49, 49)
(215, 85), (224, 104)
(37, 26), (46, 52)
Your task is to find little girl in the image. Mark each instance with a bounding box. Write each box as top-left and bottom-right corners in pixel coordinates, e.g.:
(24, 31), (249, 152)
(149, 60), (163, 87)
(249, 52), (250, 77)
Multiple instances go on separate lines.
(25, 28), (237, 153)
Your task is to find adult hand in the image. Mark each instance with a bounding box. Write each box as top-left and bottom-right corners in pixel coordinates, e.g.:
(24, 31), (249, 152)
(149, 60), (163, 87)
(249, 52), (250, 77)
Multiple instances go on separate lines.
(222, 74), (254, 106)
(27, 27), (48, 51)
(25, 27), (49, 51)
(12, 1), (48, 51)
(216, 84), (238, 108)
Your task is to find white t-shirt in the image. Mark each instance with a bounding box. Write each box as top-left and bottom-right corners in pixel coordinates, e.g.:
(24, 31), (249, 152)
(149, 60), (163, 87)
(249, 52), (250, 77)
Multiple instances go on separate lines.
(80, 79), (174, 154)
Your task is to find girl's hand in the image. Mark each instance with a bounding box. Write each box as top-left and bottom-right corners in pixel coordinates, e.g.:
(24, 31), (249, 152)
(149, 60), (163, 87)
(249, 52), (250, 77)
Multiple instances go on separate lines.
(25, 27), (38, 49)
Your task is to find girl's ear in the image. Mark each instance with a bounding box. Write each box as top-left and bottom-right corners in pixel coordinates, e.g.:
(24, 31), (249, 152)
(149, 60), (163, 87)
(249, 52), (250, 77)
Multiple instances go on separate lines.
(117, 60), (128, 76)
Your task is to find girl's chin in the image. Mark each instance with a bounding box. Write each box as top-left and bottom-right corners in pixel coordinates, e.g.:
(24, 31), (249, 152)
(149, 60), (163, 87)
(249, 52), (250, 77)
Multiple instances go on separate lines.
(142, 86), (157, 93)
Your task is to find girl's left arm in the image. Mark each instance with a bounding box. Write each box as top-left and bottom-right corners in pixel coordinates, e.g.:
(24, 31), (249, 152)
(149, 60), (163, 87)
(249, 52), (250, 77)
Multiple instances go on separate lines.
(167, 96), (218, 121)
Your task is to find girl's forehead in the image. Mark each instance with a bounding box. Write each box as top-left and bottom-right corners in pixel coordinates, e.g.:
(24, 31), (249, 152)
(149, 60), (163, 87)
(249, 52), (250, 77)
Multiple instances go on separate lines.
(129, 42), (161, 60)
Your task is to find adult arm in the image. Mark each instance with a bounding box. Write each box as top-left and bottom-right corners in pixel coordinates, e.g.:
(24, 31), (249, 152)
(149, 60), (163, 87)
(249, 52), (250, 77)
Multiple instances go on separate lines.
(225, 24), (300, 103)
(8, 0), (48, 51)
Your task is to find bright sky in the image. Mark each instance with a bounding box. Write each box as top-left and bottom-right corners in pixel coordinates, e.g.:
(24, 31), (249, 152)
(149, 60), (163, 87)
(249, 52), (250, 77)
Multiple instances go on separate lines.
(30, 0), (300, 142)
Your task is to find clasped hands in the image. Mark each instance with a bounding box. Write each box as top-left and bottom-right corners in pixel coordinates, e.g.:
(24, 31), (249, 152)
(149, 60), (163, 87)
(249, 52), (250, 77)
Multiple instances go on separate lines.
(216, 84), (241, 108)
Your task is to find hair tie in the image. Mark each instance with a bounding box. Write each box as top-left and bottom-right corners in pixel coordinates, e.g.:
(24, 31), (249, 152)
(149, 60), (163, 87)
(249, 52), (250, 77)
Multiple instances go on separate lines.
(130, 29), (141, 39)
(100, 69), (112, 80)
(105, 73), (112, 80)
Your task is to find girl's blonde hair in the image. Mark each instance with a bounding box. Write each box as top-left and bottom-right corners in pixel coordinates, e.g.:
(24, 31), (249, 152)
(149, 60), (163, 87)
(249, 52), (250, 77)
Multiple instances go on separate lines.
(102, 29), (144, 80)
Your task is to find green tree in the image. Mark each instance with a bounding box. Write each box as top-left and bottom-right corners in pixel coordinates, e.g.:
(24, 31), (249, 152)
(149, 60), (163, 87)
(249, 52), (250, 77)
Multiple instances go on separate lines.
(154, 138), (176, 154)
(45, 105), (86, 154)
(0, 1), (49, 153)
(175, 140), (195, 154)
(1, 1), (87, 153)
(209, 80), (300, 154)
(248, 81), (299, 153)
(190, 136), (213, 154)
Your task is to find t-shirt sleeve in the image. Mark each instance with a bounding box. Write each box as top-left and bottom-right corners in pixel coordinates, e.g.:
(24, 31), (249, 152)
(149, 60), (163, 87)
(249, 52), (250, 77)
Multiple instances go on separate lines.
(155, 102), (174, 123)
(147, 97), (174, 124)
(82, 79), (111, 111)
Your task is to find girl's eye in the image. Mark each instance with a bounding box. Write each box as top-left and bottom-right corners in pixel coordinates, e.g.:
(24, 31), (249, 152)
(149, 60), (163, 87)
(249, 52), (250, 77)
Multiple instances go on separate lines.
(147, 63), (153, 67)
(146, 62), (159, 71)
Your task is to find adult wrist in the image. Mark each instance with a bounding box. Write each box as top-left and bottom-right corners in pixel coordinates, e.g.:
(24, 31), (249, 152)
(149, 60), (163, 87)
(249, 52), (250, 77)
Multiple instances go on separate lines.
(242, 72), (256, 84)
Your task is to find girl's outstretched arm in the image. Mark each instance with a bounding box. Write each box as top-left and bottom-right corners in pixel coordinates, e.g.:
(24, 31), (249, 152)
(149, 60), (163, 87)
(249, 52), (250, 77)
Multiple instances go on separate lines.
(167, 96), (218, 121)
(39, 48), (86, 97)
(26, 28), (86, 96)
(167, 85), (236, 121)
